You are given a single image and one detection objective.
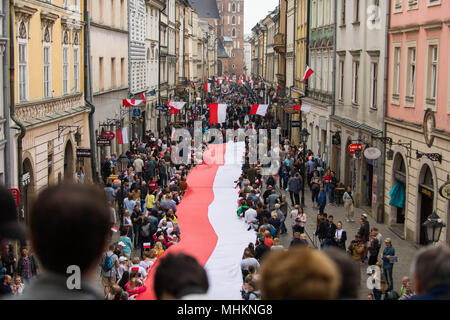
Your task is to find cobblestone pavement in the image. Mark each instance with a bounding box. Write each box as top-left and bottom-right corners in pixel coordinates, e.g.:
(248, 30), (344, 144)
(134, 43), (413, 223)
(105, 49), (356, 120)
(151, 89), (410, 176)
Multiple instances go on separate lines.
(274, 183), (418, 299)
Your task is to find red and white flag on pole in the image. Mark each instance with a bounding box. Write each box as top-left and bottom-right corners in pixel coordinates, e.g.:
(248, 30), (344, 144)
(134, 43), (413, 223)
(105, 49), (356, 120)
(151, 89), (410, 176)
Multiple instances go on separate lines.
(204, 83), (211, 92)
(171, 127), (177, 140)
(249, 104), (269, 116)
(143, 242), (151, 249)
(122, 93), (146, 107)
(302, 65), (314, 82)
(209, 104), (228, 124)
(217, 79), (223, 85)
(168, 101), (186, 114)
(293, 104), (312, 113)
(273, 92), (278, 100)
(238, 79), (243, 84)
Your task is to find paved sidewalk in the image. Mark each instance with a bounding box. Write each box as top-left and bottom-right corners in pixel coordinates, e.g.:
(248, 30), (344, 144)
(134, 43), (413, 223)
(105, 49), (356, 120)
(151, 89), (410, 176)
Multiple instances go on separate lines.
(274, 183), (418, 299)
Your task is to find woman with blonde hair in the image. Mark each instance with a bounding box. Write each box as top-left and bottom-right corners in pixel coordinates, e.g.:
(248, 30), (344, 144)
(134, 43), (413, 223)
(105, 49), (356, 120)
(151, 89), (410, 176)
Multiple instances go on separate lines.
(154, 241), (165, 257)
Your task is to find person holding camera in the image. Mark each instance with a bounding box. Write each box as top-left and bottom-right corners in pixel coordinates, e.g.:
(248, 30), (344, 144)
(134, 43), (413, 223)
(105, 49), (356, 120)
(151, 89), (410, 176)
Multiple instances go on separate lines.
(348, 233), (365, 263)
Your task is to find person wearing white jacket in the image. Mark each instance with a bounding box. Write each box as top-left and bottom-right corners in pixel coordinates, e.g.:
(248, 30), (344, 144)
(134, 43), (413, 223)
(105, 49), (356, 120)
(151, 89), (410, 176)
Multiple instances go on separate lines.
(342, 186), (355, 222)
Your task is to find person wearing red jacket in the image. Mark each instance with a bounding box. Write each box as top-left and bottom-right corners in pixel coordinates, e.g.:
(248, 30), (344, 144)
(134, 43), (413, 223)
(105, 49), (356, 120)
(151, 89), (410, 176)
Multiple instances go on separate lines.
(124, 271), (146, 298)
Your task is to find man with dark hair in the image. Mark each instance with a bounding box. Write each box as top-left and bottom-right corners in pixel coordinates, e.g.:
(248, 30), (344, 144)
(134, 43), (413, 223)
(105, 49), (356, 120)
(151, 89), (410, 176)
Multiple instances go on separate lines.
(409, 245), (450, 300)
(18, 184), (111, 299)
(324, 247), (360, 299)
(154, 253), (209, 300)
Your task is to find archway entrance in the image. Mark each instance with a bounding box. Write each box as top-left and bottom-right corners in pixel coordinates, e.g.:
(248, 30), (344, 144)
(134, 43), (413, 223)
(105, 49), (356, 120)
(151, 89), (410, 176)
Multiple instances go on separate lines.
(418, 164), (434, 245)
(64, 140), (74, 181)
(22, 158), (34, 225)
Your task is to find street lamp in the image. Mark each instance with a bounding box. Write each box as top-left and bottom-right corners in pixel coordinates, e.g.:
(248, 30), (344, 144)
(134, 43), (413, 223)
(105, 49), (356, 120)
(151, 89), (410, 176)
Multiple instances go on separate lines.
(299, 128), (310, 207)
(422, 211), (446, 244)
(118, 153), (129, 172)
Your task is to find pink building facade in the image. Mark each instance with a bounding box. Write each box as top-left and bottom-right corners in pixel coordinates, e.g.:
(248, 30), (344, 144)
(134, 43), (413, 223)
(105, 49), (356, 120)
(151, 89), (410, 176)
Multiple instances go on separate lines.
(384, 0), (450, 246)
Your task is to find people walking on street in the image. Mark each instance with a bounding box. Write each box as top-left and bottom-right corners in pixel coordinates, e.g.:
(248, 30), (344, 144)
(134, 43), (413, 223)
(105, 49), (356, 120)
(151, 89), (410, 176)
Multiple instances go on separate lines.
(310, 172), (321, 208)
(343, 186), (355, 222)
(17, 247), (39, 285)
(333, 221), (347, 250)
(101, 244), (120, 297)
(318, 188), (327, 214)
(382, 238), (396, 292)
(287, 173), (301, 206)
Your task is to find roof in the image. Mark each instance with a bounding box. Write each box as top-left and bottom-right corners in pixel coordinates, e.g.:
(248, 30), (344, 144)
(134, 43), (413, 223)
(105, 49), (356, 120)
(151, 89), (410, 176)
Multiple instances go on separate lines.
(217, 38), (229, 59)
(188, 0), (220, 19)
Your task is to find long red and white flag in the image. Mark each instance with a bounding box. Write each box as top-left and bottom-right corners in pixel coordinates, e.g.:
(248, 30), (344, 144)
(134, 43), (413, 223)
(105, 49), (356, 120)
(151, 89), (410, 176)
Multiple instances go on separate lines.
(168, 101), (186, 114)
(249, 104), (269, 116)
(209, 104), (228, 124)
(116, 129), (123, 145)
(122, 93), (146, 107)
(217, 79), (223, 86)
(204, 83), (211, 92)
(302, 65), (314, 82)
(136, 142), (254, 300)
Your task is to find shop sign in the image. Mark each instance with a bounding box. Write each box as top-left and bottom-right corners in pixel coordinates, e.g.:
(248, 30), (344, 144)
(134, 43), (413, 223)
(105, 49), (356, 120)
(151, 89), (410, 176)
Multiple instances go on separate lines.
(439, 181), (450, 200)
(419, 186), (434, 199)
(291, 121), (301, 128)
(97, 136), (111, 146)
(22, 172), (31, 186)
(102, 131), (115, 140)
(8, 188), (20, 207)
(348, 144), (363, 154)
(76, 148), (91, 158)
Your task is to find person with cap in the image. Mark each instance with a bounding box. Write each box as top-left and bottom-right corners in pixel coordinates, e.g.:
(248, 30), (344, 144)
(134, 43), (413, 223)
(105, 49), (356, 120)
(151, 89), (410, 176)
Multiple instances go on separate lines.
(116, 256), (129, 283)
(113, 242), (125, 258)
(382, 238), (396, 292)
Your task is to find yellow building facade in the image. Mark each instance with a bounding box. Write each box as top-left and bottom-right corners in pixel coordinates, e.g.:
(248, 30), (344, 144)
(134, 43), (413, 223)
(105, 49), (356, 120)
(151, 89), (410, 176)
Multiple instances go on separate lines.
(12, 0), (90, 223)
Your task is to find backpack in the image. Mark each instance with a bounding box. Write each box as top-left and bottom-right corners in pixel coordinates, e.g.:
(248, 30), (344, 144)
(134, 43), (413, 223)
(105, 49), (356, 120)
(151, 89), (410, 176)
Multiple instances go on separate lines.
(140, 223), (151, 238)
(101, 253), (113, 272)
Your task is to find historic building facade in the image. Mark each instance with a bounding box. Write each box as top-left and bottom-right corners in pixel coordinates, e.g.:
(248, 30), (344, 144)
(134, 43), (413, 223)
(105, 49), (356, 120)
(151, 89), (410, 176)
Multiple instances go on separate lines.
(12, 0), (90, 222)
(384, 0), (450, 245)
(90, 0), (129, 170)
(329, 0), (389, 220)
(216, 0), (244, 74)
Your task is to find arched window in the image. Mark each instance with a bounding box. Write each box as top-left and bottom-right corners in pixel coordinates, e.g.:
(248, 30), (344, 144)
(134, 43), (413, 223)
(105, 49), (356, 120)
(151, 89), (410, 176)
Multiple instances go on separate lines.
(232, 28), (236, 37)
(232, 16), (236, 25)
(232, 3), (236, 12)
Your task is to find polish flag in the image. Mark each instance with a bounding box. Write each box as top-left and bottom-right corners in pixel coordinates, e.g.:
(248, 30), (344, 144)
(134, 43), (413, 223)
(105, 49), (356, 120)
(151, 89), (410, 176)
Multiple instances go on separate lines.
(122, 93), (146, 107)
(293, 104), (312, 113)
(302, 65), (314, 82)
(238, 79), (243, 84)
(171, 127), (176, 140)
(273, 92), (278, 100)
(250, 104), (269, 116)
(204, 83), (211, 92)
(143, 243), (151, 249)
(111, 227), (118, 233)
(136, 142), (255, 300)
(209, 104), (228, 124)
(116, 129), (123, 145)
(131, 267), (139, 273)
(217, 79), (223, 86)
(168, 101), (186, 114)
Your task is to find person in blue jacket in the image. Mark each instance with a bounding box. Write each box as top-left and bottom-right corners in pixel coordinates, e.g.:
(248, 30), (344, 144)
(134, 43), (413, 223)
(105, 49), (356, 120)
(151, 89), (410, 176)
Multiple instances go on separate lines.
(382, 238), (396, 292)
(318, 188), (327, 214)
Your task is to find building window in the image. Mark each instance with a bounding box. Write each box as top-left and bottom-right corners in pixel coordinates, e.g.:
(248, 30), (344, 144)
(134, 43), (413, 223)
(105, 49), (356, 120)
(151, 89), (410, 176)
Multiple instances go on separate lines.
(370, 62), (378, 109)
(18, 42), (28, 102)
(232, 64), (235, 69)
(232, 16), (236, 25)
(232, 3), (236, 13)
(99, 57), (104, 91)
(111, 57), (116, 88)
(394, 0), (403, 12)
(63, 46), (69, 94)
(63, 0), (69, 8)
(427, 44), (438, 101)
(99, 0), (104, 23)
(353, 0), (360, 23)
(352, 60), (359, 104)
(393, 46), (401, 97)
(338, 59), (344, 101)
(73, 47), (79, 92)
(120, 0), (124, 28)
(427, 0), (441, 7)
(341, 0), (346, 26)
(407, 0), (418, 10)
(406, 47), (416, 99)
(111, 0), (115, 27)
(43, 45), (51, 98)
(232, 28), (236, 37)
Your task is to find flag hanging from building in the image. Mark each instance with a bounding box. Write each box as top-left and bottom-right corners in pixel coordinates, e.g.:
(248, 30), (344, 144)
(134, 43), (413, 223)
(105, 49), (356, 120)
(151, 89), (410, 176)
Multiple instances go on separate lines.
(122, 127), (129, 144)
(116, 129), (123, 145)
(149, 90), (156, 96)
(302, 65), (314, 82)
(249, 104), (269, 116)
(122, 93), (146, 107)
(209, 104), (228, 124)
(168, 101), (187, 114)
(204, 83), (211, 93)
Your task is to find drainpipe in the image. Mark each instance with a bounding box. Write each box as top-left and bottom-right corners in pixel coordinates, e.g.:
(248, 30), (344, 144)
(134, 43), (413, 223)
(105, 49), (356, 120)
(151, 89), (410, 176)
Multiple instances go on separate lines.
(84, 0), (99, 183)
(157, 4), (166, 135)
(331, 0), (337, 117)
(3, 0), (11, 187)
(380, 0), (391, 224)
(9, 0), (26, 218)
